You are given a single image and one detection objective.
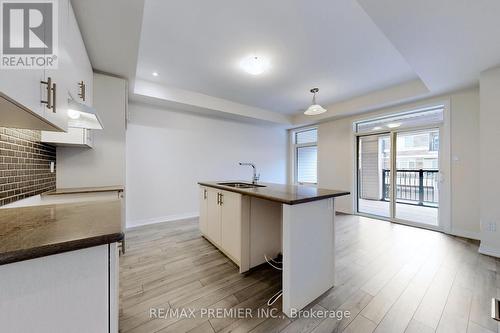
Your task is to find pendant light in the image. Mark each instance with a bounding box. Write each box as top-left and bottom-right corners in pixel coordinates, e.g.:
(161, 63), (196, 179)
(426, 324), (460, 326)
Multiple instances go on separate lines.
(304, 88), (327, 116)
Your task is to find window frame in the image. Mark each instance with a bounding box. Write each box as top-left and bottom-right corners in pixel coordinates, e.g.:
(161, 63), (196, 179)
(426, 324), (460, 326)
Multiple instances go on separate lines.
(290, 126), (318, 185)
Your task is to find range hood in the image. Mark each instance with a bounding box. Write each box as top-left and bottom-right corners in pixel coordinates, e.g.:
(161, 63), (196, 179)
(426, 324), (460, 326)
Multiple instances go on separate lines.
(67, 97), (103, 130)
(0, 91), (64, 131)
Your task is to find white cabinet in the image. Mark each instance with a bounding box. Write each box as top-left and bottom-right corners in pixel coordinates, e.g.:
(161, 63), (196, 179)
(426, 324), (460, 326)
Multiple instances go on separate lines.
(0, 67), (46, 121)
(41, 127), (93, 147)
(41, 1), (95, 146)
(0, 0), (70, 131)
(206, 187), (222, 245)
(41, 0), (70, 131)
(0, 244), (119, 333)
(200, 186), (242, 264)
(0, 0), (94, 133)
(64, 1), (93, 106)
(220, 190), (242, 262)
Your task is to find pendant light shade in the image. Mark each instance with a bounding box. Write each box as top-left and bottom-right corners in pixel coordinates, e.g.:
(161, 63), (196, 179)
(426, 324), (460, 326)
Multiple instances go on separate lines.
(67, 97), (103, 129)
(304, 88), (327, 116)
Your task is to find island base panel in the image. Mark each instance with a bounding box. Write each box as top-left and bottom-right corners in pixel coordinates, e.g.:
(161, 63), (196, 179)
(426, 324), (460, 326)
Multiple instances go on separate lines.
(282, 198), (335, 317)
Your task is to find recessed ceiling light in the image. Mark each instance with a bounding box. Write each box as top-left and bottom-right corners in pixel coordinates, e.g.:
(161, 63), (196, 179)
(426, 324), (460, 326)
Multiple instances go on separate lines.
(239, 55), (271, 75)
(373, 126), (382, 131)
(387, 123), (401, 128)
(152, 72), (159, 77)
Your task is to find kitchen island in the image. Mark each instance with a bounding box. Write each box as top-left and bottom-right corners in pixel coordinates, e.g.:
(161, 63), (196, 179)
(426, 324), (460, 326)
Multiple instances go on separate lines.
(198, 181), (349, 317)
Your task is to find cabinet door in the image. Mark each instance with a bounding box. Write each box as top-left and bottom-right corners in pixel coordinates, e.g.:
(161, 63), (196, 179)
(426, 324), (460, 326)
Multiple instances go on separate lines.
(109, 243), (119, 333)
(0, 69), (46, 119)
(65, 1), (93, 106)
(206, 188), (221, 245)
(199, 186), (208, 235)
(42, 0), (69, 131)
(0, 245), (109, 332)
(0, 6), (45, 118)
(220, 190), (242, 262)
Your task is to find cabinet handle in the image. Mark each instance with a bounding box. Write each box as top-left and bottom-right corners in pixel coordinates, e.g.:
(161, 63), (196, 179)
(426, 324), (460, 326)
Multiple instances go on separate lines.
(203, 189), (207, 200)
(52, 82), (56, 113)
(78, 80), (86, 101)
(216, 193), (220, 205)
(41, 77), (53, 109)
(41, 77), (56, 112)
(219, 193), (223, 205)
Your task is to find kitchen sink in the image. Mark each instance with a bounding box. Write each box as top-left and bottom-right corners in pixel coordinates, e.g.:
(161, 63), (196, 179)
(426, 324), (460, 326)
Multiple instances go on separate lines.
(217, 182), (266, 189)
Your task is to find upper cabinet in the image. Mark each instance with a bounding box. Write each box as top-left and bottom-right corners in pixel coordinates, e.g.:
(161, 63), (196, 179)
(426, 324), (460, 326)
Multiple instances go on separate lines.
(41, 0), (70, 131)
(64, 1), (93, 107)
(0, 0), (93, 132)
(41, 1), (95, 146)
(0, 56), (50, 130)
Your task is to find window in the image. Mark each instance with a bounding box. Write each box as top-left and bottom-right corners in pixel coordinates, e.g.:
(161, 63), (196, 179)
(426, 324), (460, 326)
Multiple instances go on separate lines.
(429, 132), (439, 151)
(292, 128), (318, 184)
(355, 106), (444, 134)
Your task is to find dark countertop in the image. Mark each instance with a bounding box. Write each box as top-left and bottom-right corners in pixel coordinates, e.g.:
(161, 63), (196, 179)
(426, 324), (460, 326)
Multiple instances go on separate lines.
(198, 181), (350, 205)
(44, 185), (124, 196)
(0, 200), (123, 265)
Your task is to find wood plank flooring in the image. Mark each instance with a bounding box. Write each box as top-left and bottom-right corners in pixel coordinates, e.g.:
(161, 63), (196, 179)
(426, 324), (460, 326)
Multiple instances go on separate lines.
(120, 215), (500, 333)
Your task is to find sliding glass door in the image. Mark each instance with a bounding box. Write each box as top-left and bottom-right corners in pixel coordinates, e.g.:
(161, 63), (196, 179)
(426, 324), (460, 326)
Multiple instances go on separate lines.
(357, 133), (391, 218)
(355, 106), (444, 229)
(394, 129), (439, 226)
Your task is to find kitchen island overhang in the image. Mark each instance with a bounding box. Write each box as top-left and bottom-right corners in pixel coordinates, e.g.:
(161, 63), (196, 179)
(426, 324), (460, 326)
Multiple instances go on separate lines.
(198, 181), (350, 317)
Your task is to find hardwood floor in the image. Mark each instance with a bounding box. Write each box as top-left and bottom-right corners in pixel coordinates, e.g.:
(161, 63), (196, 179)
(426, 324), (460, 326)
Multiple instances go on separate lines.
(120, 215), (500, 333)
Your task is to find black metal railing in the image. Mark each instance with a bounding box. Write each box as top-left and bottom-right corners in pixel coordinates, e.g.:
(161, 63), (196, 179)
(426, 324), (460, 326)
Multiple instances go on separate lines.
(382, 169), (439, 206)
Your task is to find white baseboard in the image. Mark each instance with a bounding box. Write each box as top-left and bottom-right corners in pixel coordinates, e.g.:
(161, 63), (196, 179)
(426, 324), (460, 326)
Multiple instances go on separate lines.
(478, 244), (500, 258)
(449, 228), (480, 241)
(126, 212), (199, 230)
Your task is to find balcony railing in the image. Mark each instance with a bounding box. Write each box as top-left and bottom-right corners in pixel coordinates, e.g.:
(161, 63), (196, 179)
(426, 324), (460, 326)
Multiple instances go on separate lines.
(382, 169), (439, 207)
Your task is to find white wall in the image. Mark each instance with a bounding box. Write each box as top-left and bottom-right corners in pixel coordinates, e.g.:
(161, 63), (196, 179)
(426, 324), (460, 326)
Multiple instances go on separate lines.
(479, 66), (500, 256)
(317, 87), (480, 239)
(56, 74), (127, 188)
(126, 103), (288, 228)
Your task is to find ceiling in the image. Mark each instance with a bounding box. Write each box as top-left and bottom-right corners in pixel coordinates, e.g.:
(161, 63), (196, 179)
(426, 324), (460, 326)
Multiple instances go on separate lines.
(357, 0), (500, 93)
(72, 0), (500, 124)
(71, 0), (145, 81)
(135, 0), (417, 115)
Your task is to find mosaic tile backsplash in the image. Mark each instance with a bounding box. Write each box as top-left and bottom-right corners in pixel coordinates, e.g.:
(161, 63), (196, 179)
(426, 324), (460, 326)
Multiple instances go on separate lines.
(0, 127), (56, 206)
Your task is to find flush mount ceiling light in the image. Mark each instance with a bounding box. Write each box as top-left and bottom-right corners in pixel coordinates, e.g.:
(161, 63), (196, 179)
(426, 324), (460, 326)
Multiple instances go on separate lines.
(387, 123), (401, 128)
(239, 55), (271, 75)
(304, 88), (327, 116)
(152, 72), (159, 77)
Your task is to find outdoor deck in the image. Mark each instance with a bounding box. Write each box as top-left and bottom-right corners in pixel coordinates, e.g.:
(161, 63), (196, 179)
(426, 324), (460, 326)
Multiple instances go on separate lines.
(358, 198), (438, 226)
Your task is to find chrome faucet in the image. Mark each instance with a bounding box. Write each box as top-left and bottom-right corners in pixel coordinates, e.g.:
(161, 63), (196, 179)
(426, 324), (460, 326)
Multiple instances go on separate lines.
(239, 162), (260, 184)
